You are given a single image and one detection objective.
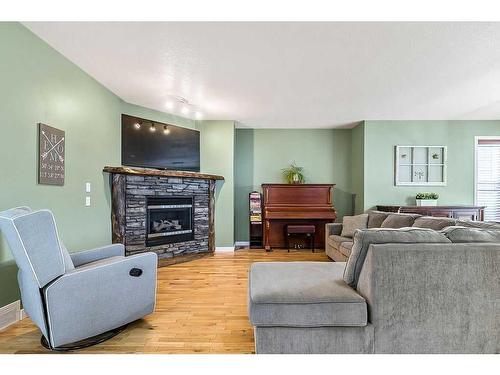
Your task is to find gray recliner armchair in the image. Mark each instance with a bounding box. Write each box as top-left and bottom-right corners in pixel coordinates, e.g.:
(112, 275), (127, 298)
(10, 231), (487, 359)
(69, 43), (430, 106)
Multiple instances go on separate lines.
(0, 206), (157, 350)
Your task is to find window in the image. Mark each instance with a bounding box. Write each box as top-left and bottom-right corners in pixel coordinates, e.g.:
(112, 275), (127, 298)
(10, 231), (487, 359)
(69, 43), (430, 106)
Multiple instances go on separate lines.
(395, 146), (447, 186)
(475, 138), (500, 222)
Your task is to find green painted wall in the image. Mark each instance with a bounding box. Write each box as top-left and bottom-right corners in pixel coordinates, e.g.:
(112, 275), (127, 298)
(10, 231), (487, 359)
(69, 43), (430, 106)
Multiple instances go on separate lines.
(0, 22), (120, 308)
(363, 120), (500, 210)
(233, 128), (354, 242)
(351, 122), (365, 214)
(197, 120), (235, 247)
(0, 23), (196, 308)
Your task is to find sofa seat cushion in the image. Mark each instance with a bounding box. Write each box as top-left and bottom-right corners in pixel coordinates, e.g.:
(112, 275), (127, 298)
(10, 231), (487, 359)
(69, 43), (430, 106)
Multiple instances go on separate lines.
(381, 213), (421, 228)
(339, 241), (353, 257)
(328, 235), (352, 250)
(74, 256), (125, 271)
(413, 216), (457, 230)
(248, 262), (367, 327)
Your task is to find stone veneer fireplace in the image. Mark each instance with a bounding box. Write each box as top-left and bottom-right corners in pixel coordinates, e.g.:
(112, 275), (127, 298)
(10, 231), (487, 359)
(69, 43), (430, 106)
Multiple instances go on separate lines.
(104, 166), (224, 266)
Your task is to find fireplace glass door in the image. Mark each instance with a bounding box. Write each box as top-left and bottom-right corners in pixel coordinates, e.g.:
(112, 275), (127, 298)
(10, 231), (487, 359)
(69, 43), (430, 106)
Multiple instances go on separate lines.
(146, 197), (194, 246)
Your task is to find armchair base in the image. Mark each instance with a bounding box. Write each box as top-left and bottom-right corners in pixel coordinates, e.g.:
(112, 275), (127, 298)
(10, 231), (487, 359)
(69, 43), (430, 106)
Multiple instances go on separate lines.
(40, 324), (128, 352)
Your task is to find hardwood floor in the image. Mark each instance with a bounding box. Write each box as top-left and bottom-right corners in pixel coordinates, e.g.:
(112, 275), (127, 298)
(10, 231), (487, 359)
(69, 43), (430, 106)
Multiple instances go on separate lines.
(0, 249), (328, 354)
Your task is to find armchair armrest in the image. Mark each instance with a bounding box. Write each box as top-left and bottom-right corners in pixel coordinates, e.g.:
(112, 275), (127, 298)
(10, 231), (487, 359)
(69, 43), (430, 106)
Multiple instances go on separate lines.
(44, 252), (157, 347)
(70, 243), (125, 267)
(325, 223), (343, 236)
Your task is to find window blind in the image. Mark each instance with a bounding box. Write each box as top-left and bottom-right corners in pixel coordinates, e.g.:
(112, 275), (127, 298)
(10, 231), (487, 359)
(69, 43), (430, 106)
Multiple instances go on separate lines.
(476, 140), (500, 222)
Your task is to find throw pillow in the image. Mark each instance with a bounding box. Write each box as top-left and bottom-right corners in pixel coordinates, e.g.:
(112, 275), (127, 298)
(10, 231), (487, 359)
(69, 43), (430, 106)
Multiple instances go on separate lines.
(366, 210), (390, 228)
(341, 214), (369, 238)
(380, 213), (421, 228)
(343, 227), (451, 288)
(441, 226), (500, 243)
(413, 216), (457, 230)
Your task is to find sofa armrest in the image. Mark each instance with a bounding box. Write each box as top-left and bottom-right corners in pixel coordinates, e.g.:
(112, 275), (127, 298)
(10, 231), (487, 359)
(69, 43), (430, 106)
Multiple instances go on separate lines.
(70, 243), (125, 267)
(44, 252), (157, 347)
(326, 223), (343, 236)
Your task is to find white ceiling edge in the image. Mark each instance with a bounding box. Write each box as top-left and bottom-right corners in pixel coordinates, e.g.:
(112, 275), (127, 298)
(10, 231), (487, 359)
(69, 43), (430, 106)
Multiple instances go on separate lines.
(24, 22), (500, 128)
(234, 121), (360, 129)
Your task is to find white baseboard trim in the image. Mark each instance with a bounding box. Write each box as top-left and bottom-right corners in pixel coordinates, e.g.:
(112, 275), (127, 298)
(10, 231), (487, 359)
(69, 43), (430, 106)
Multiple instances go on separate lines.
(234, 241), (250, 247)
(0, 300), (21, 331)
(215, 246), (235, 252)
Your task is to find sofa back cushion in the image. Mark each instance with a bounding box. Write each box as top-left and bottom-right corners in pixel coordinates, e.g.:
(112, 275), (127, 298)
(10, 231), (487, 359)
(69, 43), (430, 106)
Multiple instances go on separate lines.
(456, 220), (500, 230)
(341, 214), (369, 237)
(412, 216), (457, 230)
(380, 213), (421, 228)
(366, 210), (390, 228)
(343, 227), (451, 288)
(441, 226), (500, 243)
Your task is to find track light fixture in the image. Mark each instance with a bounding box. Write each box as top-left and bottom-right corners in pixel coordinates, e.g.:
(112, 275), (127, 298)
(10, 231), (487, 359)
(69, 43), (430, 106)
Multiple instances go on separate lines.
(134, 122), (141, 129)
(165, 95), (203, 120)
(149, 123), (156, 132)
(163, 125), (170, 135)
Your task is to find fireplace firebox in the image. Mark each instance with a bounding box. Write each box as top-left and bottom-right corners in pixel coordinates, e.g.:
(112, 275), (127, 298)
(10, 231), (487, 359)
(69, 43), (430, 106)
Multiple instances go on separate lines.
(146, 196), (194, 246)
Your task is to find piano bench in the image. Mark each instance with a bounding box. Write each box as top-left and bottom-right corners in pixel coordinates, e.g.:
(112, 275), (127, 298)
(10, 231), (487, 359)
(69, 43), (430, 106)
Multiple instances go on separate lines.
(285, 225), (316, 252)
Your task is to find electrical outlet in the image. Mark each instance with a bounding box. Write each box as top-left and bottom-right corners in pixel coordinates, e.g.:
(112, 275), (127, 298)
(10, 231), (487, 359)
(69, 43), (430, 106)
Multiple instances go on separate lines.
(85, 182), (91, 193)
(85, 196), (91, 207)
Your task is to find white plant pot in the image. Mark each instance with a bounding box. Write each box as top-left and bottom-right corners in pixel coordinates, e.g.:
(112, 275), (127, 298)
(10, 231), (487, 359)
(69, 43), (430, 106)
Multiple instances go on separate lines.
(416, 199), (438, 206)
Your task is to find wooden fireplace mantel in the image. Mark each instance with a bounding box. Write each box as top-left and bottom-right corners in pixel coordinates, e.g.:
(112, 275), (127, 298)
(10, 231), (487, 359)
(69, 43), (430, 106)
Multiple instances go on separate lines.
(103, 166), (225, 181)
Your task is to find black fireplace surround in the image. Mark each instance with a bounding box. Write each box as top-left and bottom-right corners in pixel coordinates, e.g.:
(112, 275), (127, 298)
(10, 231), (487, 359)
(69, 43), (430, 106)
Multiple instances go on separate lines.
(146, 196), (194, 246)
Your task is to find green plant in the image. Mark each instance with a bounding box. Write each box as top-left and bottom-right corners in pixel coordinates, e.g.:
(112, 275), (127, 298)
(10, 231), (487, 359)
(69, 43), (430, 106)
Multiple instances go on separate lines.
(281, 162), (305, 184)
(416, 192), (439, 200)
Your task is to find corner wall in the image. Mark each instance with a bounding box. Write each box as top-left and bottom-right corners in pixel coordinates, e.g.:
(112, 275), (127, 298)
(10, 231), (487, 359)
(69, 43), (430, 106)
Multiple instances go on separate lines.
(351, 122), (365, 213)
(233, 128), (354, 242)
(362, 120), (500, 210)
(197, 120), (235, 248)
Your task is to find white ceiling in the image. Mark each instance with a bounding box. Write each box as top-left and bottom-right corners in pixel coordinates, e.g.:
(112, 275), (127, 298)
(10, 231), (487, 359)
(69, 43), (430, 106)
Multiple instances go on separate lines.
(24, 22), (500, 128)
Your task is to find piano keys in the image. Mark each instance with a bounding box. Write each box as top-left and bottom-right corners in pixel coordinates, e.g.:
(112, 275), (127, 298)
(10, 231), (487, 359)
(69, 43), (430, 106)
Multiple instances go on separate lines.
(262, 184), (337, 250)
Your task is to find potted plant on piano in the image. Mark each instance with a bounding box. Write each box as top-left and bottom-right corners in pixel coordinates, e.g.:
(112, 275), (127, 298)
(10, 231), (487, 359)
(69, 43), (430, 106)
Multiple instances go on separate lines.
(415, 192), (439, 206)
(282, 162), (305, 184)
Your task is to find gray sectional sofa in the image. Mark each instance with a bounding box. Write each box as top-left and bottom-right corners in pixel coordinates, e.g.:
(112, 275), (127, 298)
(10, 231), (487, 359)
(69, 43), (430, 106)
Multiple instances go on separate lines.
(248, 219), (500, 353)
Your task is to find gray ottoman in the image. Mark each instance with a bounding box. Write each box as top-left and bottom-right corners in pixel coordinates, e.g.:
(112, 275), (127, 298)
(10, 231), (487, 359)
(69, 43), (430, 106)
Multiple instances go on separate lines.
(248, 262), (373, 353)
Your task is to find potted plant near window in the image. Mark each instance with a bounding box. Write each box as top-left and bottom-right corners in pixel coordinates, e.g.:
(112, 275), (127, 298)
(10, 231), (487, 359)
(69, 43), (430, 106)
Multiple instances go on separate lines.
(415, 192), (439, 206)
(281, 162), (305, 184)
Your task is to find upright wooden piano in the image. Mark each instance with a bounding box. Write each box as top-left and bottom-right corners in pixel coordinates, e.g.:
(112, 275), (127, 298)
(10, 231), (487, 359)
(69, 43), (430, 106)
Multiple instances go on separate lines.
(262, 184), (337, 250)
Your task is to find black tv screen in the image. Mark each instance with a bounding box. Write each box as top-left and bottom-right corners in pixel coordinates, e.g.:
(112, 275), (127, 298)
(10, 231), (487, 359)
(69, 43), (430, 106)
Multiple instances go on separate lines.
(121, 114), (200, 172)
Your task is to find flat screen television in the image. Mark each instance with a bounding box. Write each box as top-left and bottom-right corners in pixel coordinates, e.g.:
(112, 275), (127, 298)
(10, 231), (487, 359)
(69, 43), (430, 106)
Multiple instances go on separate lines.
(121, 114), (200, 172)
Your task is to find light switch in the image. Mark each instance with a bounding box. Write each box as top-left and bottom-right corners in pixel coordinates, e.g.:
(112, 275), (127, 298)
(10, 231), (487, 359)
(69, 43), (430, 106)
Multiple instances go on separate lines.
(85, 182), (91, 193)
(85, 196), (91, 206)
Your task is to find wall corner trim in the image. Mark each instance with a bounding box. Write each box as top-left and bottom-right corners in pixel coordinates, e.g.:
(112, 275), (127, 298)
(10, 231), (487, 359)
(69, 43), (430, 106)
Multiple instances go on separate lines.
(215, 246), (235, 252)
(234, 241), (250, 247)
